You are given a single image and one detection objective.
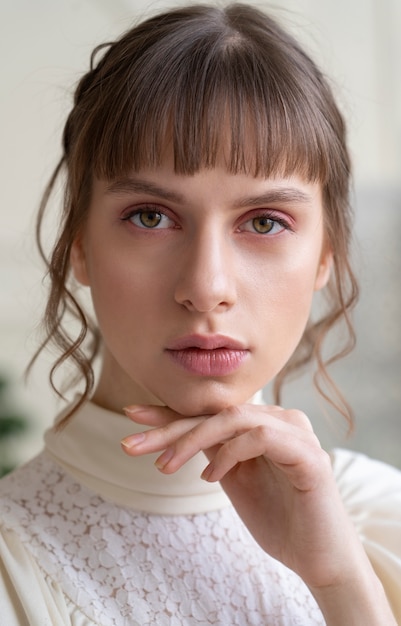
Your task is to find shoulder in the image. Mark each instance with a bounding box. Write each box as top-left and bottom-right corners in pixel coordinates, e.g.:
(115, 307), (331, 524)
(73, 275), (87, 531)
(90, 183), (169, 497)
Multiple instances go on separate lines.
(331, 447), (401, 517)
(0, 525), (96, 625)
(332, 448), (401, 622)
(0, 455), (103, 626)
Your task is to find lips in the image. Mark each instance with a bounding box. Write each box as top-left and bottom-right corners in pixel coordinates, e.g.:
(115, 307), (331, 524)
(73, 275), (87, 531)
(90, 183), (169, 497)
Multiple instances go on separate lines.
(166, 334), (247, 351)
(165, 334), (249, 376)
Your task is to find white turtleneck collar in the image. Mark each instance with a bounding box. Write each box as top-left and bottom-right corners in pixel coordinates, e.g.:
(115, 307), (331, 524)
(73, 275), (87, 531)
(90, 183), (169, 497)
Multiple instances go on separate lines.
(44, 392), (264, 516)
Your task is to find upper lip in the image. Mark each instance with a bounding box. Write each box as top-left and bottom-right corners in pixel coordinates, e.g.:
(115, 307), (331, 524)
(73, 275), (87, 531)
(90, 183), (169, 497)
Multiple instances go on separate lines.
(165, 334), (248, 351)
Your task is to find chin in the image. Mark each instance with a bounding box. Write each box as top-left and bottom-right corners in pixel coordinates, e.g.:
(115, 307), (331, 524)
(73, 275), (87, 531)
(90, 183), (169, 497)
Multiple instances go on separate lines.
(163, 381), (256, 417)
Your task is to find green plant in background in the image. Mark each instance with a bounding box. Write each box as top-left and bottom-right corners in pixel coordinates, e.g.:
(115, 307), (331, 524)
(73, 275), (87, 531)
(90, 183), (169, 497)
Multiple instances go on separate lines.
(0, 375), (29, 477)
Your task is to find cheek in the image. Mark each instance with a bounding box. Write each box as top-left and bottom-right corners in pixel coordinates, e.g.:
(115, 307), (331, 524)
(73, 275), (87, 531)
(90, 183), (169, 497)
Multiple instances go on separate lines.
(246, 250), (321, 345)
(253, 274), (315, 328)
(86, 250), (158, 327)
(248, 243), (322, 304)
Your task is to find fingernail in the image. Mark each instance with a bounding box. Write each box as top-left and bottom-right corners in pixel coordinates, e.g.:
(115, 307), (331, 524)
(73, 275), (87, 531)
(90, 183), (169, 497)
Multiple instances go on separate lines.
(123, 405), (146, 415)
(201, 462), (215, 482)
(120, 432), (146, 449)
(154, 447), (174, 470)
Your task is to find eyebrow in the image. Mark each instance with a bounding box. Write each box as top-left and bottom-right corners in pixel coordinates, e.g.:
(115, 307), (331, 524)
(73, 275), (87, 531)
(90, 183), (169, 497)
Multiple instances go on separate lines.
(106, 179), (184, 203)
(105, 177), (313, 207)
(235, 188), (312, 207)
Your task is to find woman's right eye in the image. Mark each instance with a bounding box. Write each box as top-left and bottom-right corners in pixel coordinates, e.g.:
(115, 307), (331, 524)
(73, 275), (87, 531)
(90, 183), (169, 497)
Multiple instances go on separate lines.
(122, 208), (176, 229)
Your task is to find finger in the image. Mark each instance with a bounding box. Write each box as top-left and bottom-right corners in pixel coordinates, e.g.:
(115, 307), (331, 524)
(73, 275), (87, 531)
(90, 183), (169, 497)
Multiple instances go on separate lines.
(203, 425), (326, 491)
(154, 405), (314, 474)
(121, 415), (205, 455)
(276, 408), (315, 433)
(121, 402), (252, 456)
(247, 405), (314, 433)
(124, 402), (279, 426)
(123, 404), (179, 426)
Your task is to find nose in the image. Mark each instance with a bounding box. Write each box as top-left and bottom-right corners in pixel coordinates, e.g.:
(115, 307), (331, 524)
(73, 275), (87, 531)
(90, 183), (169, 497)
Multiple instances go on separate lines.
(174, 229), (237, 313)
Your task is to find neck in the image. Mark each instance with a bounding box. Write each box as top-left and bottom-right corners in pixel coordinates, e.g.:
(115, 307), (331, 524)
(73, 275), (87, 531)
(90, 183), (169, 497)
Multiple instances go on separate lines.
(44, 399), (231, 515)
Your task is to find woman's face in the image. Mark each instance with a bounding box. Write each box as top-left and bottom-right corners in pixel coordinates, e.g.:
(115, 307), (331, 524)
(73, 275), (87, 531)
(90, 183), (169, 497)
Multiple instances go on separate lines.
(71, 157), (332, 415)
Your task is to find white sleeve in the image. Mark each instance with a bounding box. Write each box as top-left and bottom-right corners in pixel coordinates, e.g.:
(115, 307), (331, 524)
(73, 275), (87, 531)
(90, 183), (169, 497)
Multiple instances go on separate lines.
(332, 448), (401, 623)
(0, 525), (93, 626)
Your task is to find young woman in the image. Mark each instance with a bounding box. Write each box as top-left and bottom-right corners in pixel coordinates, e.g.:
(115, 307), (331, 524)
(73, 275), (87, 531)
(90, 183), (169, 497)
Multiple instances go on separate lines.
(0, 4), (400, 625)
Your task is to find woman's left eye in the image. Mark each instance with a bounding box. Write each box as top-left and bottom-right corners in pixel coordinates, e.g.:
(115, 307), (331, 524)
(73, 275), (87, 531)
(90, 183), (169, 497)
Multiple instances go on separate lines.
(240, 214), (290, 235)
(122, 208), (175, 229)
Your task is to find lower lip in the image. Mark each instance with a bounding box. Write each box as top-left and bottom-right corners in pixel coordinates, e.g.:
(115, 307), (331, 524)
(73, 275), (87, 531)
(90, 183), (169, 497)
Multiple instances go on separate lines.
(166, 348), (249, 376)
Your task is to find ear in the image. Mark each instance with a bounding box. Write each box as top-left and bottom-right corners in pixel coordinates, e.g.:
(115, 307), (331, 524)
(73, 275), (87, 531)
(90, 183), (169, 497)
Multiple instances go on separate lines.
(314, 244), (333, 292)
(70, 234), (90, 286)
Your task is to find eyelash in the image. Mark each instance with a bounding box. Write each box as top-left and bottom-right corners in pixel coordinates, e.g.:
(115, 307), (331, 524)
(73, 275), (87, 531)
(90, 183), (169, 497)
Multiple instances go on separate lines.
(239, 212), (293, 235)
(120, 206), (293, 235)
(121, 206), (176, 230)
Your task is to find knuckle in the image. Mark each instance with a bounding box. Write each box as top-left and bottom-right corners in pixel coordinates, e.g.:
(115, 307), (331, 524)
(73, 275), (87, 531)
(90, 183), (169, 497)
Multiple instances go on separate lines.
(220, 404), (251, 436)
(182, 418), (210, 448)
(252, 423), (272, 443)
(285, 408), (314, 431)
(306, 447), (332, 479)
(224, 404), (245, 424)
(184, 426), (203, 450)
(222, 437), (239, 459)
(316, 447), (333, 471)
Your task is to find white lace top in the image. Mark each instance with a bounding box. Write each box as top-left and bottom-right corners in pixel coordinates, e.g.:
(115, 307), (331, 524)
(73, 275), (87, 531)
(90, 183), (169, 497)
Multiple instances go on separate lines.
(1, 401), (401, 625)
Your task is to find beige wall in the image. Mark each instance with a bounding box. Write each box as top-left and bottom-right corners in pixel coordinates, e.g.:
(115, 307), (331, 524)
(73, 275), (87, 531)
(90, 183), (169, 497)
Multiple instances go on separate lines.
(0, 0), (400, 467)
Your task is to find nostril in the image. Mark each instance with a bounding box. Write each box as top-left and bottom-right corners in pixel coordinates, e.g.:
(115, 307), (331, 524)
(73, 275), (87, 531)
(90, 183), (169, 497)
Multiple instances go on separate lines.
(179, 299), (197, 312)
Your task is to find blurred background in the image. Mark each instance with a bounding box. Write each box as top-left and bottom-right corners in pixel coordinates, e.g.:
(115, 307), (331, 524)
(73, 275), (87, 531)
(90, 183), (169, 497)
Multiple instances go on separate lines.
(0, 0), (400, 473)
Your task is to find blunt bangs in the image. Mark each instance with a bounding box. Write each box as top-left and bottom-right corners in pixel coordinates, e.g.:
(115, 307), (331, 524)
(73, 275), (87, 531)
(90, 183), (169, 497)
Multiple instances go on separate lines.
(68, 4), (348, 188)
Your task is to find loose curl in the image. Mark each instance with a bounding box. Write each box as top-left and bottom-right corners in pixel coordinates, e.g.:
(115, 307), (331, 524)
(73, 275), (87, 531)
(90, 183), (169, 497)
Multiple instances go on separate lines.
(29, 3), (359, 428)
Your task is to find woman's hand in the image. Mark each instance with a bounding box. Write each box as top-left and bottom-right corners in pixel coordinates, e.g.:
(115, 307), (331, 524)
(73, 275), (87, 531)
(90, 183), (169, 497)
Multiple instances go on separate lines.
(122, 404), (354, 584)
(121, 403), (396, 624)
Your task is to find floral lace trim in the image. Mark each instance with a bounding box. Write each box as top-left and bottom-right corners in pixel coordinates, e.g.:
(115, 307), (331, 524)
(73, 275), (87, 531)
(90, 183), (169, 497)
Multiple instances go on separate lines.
(0, 453), (325, 625)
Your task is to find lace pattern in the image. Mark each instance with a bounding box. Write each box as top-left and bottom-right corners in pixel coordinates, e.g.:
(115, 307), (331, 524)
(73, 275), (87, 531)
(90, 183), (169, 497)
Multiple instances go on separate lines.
(0, 453), (325, 625)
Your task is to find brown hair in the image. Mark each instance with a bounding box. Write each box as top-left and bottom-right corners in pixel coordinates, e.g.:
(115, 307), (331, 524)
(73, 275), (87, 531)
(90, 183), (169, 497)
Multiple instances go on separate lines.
(31, 3), (358, 426)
